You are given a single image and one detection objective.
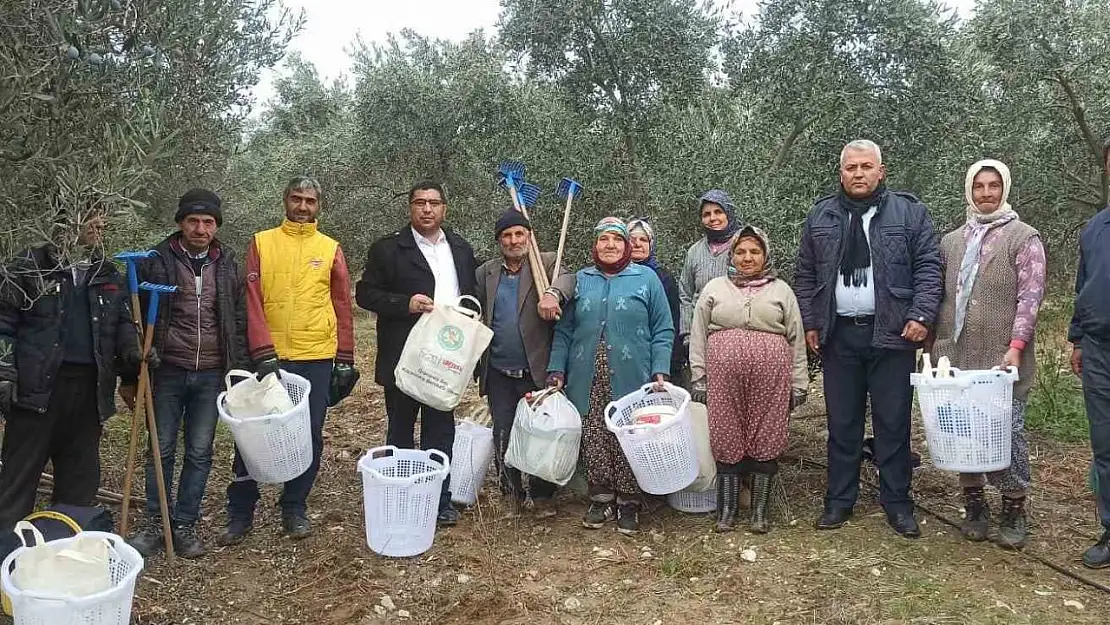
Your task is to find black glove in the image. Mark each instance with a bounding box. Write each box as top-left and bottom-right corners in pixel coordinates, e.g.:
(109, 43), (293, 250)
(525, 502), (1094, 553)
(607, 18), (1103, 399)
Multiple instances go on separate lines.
(124, 346), (160, 371)
(328, 363), (360, 407)
(145, 346), (161, 370)
(0, 379), (15, 415)
(256, 358), (281, 380)
(690, 378), (707, 405)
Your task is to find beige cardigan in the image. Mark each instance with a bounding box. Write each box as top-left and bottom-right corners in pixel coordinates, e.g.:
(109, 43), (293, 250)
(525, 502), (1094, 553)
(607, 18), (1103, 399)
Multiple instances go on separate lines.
(689, 277), (807, 392)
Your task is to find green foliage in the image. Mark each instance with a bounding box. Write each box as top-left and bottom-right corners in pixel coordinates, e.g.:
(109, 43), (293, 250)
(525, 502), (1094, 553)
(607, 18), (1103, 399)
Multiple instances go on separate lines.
(1026, 344), (1088, 441)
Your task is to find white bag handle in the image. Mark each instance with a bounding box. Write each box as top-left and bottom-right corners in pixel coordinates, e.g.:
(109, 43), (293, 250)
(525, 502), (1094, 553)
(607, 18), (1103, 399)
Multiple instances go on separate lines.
(528, 386), (562, 409)
(446, 295), (483, 319)
(224, 369), (256, 392)
(13, 520), (44, 548)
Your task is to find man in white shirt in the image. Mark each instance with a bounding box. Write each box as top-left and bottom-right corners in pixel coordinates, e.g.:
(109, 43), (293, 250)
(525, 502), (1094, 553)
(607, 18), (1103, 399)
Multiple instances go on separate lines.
(794, 140), (942, 539)
(356, 181), (478, 526)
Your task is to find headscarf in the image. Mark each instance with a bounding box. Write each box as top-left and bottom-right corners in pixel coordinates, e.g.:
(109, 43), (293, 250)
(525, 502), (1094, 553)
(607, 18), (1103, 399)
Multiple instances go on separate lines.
(627, 217), (660, 272)
(592, 216), (632, 274)
(727, 225), (776, 288)
(698, 189), (742, 244)
(838, 182), (887, 287)
(954, 159), (1019, 342)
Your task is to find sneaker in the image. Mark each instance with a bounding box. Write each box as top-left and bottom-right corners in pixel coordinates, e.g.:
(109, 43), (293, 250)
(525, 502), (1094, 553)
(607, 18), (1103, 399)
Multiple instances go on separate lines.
(282, 514), (312, 539)
(437, 504), (461, 527)
(616, 503), (640, 535)
(216, 518), (254, 547)
(581, 501), (615, 529)
(128, 522), (165, 557)
(172, 525), (207, 559)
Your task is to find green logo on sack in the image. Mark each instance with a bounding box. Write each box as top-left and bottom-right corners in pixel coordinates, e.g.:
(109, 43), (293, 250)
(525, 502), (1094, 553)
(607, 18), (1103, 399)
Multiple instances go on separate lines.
(437, 325), (465, 351)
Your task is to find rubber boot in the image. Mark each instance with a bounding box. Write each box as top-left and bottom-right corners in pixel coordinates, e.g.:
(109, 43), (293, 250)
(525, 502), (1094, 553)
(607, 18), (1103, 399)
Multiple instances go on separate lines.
(715, 475), (737, 532)
(960, 487), (990, 542)
(750, 472), (772, 534)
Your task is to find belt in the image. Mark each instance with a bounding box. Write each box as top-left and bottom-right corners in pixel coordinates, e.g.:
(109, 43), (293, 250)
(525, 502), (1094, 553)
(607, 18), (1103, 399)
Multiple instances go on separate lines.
(497, 368), (530, 379)
(837, 315), (875, 326)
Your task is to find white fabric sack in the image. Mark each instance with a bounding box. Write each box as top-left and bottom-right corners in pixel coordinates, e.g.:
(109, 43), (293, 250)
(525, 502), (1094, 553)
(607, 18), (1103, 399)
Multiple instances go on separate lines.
(505, 388), (582, 486)
(223, 369), (294, 419)
(10, 522), (110, 598)
(394, 296), (493, 412)
(687, 402), (717, 491)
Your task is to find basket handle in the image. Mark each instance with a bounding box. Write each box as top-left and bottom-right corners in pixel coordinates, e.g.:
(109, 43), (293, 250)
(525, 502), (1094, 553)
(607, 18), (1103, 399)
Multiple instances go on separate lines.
(359, 446), (450, 482)
(427, 448), (451, 476)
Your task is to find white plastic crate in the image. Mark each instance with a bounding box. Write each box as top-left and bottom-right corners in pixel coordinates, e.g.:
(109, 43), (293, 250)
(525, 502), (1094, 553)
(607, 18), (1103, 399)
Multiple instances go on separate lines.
(217, 371), (313, 484)
(667, 483), (717, 514)
(358, 446), (449, 558)
(449, 421), (495, 506)
(1, 532), (143, 625)
(911, 367), (1017, 473)
(604, 383), (698, 495)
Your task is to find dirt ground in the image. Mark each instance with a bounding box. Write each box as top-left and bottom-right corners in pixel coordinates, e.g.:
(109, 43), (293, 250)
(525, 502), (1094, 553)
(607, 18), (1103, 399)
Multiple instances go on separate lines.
(8, 318), (1110, 624)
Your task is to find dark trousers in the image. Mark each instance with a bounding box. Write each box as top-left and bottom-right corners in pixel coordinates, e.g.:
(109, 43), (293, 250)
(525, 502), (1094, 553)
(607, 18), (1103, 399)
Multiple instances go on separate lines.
(486, 369), (557, 501)
(821, 318), (916, 513)
(0, 365), (102, 533)
(226, 359), (332, 520)
(1084, 336), (1110, 530)
(384, 386), (455, 509)
(145, 365), (222, 527)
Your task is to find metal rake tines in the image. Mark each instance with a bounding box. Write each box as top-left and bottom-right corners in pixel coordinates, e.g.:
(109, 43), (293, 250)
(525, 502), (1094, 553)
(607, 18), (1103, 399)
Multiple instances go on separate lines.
(556, 177), (581, 200)
(497, 159), (526, 188)
(519, 182), (541, 209)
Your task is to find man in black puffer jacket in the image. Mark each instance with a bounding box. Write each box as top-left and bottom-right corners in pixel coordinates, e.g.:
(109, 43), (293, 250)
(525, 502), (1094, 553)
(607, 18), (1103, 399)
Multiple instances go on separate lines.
(794, 139), (942, 539)
(0, 205), (142, 534)
(127, 189), (248, 559)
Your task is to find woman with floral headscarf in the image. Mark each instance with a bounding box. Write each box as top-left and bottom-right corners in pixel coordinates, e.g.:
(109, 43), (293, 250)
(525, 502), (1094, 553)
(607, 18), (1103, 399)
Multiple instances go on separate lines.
(547, 217), (675, 535)
(929, 159), (1046, 550)
(628, 218), (683, 380)
(689, 226), (807, 533)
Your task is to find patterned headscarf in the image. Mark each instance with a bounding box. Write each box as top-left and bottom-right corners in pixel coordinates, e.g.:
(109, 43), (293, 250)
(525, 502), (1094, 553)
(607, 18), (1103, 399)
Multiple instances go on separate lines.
(627, 217), (660, 272)
(593, 217), (632, 274)
(727, 225), (776, 288)
(698, 189), (742, 244)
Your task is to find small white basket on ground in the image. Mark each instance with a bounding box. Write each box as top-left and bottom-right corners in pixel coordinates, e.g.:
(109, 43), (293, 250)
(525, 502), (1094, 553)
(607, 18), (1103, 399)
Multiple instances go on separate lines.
(1, 531), (143, 625)
(217, 370), (313, 484)
(604, 382), (698, 495)
(668, 481), (718, 514)
(358, 446), (450, 558)
(449, 419), (495, 506)
(911, 366), (1017, 473)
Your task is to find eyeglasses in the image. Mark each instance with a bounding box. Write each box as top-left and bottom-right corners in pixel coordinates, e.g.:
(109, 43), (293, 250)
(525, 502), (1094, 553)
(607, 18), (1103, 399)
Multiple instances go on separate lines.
(410, 199), (444, 208)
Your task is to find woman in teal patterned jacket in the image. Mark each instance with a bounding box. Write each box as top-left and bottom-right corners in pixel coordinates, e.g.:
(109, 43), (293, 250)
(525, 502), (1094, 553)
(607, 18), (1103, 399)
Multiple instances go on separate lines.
(547, 217), (674, 535)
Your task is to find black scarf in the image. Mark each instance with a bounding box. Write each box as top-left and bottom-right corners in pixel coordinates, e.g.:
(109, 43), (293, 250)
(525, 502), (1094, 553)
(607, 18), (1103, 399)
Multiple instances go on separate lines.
(838, 183), (886, 287)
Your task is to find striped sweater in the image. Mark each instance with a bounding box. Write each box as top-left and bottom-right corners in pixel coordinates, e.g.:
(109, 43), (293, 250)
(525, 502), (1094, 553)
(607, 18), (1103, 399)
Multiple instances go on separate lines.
(679, 238), (732, 334)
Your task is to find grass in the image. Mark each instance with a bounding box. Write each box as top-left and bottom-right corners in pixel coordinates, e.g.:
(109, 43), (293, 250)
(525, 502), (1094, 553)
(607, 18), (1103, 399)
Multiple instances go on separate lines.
(1026, 299), (1089, 441)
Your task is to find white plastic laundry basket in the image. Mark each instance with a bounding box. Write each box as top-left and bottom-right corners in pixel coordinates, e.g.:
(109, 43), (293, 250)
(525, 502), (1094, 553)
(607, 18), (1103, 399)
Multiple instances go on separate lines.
(667, 482), (717, 514)
(911, 367), (1017, 473)
(449, 420), (495, 506)
(604, 383), (698, 495)
(1, 532), (143, 625)
(358, 446), (450, 557)
(217, 371), (313, 484)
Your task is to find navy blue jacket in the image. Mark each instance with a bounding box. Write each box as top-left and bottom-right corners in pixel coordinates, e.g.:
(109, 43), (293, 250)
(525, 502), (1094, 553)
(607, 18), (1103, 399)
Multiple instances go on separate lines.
(1069, 207), (1110, 344)
(793, 190), (943, 350)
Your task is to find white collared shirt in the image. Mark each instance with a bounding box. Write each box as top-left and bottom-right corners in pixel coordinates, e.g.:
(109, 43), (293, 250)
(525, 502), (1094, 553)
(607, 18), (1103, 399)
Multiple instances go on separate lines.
(835, 206), (877, 317)
(412, 227), (460, 305)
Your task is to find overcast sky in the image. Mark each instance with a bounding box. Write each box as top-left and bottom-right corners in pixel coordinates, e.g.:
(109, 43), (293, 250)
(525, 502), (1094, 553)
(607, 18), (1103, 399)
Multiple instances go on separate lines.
(252, 0), (975, 107)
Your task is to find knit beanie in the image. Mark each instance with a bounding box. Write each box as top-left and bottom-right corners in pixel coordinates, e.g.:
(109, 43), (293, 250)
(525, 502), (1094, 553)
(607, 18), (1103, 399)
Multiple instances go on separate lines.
(494, 210), (531, 237)
(175, 188), (222, 225)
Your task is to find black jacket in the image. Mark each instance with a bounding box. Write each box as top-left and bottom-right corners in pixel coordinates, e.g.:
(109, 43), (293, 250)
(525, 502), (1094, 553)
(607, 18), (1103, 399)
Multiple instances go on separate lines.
(794, 190), (942, 350)
(356, 227), (479, 388)
(643, 263), (684, 379)
(0, 245), (139, 420)
(1069, 206), (1110, 343)
(138, 233), (250, 372)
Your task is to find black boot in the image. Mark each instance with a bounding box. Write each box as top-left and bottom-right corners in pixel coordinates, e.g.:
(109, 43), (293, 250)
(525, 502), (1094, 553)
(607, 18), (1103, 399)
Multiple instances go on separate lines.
(750, 472), (772, 534)
(997, 496), (1028, 550)
(715, 475), (737, 532)
(960, 487), (990, 542)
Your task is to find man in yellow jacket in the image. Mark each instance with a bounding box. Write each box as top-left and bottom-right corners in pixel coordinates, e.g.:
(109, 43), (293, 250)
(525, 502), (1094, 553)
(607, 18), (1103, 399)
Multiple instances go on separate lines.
(219, 177), (357, 544)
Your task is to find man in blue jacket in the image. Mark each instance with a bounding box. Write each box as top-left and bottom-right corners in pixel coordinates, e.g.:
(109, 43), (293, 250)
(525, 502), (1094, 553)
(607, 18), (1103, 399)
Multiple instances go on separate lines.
(794, 139), (942, 538)
(1073, 135), (1110, 569)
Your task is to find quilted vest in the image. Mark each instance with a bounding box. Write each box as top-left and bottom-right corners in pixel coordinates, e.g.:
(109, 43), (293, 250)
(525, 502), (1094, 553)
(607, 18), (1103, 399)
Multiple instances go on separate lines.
(254, 220), (339, 361)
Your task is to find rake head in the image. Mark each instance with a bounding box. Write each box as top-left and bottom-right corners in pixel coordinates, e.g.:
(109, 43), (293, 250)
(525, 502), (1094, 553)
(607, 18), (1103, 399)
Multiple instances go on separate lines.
(519, 182), (541, 209)
(497, 159), (526, 189)
(139, 282), (177, 294)
(114, 251), (154, 261)
(556, 177), (582, 201)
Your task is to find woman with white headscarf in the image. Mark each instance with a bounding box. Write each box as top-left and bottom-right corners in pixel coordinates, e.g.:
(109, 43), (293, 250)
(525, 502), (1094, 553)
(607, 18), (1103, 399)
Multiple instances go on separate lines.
(929, 159), (1046, 550)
